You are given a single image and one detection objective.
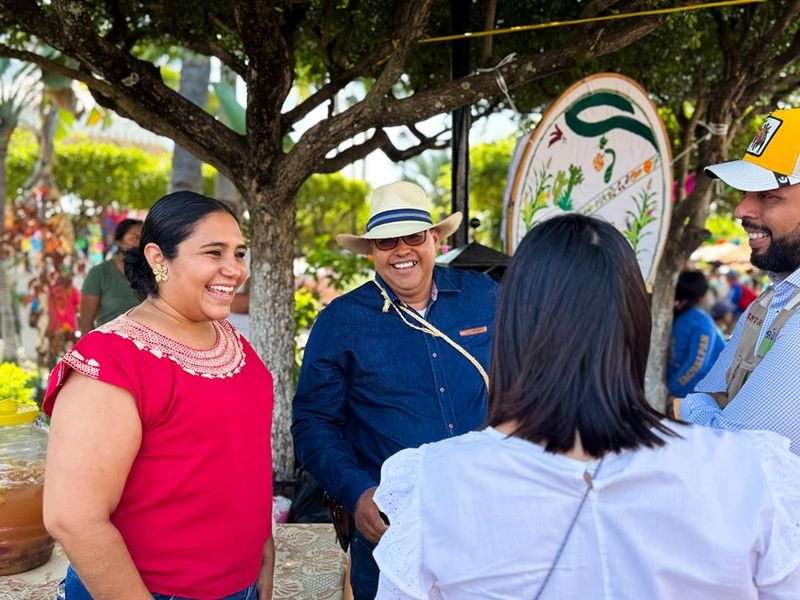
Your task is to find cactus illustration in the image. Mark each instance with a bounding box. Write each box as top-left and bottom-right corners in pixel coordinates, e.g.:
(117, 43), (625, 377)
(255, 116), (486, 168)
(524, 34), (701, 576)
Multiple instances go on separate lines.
(556, 164), (584, 211)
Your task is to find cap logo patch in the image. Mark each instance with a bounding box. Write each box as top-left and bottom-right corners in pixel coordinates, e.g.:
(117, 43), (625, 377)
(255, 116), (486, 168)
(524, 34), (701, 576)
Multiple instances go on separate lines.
(746, 116), (782, 157)
(774, 172), (791, 187)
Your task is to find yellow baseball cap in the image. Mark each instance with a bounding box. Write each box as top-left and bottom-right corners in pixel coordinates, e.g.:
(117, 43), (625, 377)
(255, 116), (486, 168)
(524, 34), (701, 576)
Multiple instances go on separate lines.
(705, 108), (800, 191)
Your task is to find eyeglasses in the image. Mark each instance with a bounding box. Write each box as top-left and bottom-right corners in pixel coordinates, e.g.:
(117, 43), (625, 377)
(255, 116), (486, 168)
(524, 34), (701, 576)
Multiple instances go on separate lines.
(372, 231), (427, 251)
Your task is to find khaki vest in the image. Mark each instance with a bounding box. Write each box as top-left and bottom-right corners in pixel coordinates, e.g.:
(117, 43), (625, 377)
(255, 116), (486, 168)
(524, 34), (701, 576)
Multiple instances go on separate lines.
(715, 286), (800, 408)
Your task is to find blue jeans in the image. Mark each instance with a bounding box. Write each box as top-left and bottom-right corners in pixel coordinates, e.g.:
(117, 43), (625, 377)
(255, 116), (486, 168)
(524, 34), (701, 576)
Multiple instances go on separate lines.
(58, 565), (258, 600)
(349, 531), (379, 600)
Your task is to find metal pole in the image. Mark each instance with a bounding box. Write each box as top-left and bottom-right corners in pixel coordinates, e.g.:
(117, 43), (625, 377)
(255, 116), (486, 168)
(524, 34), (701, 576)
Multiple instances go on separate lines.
(450, 0), (471, 248)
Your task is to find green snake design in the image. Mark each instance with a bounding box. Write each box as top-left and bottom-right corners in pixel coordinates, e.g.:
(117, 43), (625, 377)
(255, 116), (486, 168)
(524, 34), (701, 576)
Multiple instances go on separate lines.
(564, 92), (657, 150)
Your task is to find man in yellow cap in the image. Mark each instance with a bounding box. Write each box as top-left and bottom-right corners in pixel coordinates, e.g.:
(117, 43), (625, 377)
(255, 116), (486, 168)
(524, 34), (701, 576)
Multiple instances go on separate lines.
(681, 108), (800, 453)
(292, 181), (498, 599)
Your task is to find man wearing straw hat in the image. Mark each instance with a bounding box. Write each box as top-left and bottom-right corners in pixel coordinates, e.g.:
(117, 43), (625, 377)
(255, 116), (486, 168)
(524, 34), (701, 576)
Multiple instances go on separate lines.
(681, 108), (800, 454)
(292, 181), (498, 599)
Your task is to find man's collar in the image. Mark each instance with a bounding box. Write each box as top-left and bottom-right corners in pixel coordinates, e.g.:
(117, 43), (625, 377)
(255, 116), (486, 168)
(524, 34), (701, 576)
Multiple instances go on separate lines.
(772, 264), (800, 288)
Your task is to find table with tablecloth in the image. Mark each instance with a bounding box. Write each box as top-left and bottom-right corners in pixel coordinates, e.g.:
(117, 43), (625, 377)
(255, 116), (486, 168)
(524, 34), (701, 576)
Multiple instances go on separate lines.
(0, 524), (347, 600)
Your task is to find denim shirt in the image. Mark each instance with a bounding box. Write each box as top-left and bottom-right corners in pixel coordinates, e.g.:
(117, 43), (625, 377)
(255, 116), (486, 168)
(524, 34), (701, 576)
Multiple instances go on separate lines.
(292, 266), (498, 513)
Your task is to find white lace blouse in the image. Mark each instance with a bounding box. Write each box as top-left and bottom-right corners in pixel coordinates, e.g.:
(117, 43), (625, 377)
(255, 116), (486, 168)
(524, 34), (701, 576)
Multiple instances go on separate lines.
(373, 425), (800, 599)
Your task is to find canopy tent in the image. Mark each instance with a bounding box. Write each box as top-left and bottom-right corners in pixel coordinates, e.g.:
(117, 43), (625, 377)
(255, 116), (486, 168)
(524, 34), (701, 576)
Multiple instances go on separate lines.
(690, 241), (751, 266)
(436, 242), (509, 282)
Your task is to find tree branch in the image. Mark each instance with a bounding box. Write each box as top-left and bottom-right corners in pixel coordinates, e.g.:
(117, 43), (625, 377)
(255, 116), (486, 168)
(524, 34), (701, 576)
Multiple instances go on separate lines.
(287, 7), (669, 189)
(768, 13), (800, 72)
(374, 16), (664, 130)
(364, 0), (434, 103)
(0, 0), (248, 183)
(235, 0), (293, 169)
(0, 43), (119, 99)
(282, 40), (395, 130)
(316, 127), (448, 174)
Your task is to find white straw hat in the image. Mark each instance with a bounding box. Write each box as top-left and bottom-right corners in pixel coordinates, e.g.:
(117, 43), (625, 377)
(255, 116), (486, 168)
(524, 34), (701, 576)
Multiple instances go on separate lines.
(336, 182), (462, 255)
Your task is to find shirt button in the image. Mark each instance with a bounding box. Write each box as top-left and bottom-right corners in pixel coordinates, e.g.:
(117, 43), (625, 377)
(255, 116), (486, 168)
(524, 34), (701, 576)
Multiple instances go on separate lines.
(439, 387), (445, 393)
(432, 352), (438, 358)
(448, 423), (454, 430)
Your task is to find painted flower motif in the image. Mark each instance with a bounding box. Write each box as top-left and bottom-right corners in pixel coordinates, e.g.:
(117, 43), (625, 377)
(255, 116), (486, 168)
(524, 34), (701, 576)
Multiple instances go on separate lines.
(593, 152), (605, 171)
(643, 159), (653, 174)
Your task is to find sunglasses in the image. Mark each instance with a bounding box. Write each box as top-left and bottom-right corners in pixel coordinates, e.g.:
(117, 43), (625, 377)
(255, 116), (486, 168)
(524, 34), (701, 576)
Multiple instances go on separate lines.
(372, 231), (428, 251)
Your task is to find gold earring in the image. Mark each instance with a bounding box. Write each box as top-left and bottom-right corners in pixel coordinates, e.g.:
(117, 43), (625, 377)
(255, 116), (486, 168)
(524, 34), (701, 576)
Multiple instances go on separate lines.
(153, 263), (169, 283)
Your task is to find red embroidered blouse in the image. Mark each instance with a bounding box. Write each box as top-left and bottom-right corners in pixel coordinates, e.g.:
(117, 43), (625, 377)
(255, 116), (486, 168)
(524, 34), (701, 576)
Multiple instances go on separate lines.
(44, 314), (274, 599)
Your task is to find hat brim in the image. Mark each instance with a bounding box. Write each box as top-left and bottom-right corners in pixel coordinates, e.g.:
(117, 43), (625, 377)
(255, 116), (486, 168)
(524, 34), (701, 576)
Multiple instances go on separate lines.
(704, 159), (800, 192)
(336, 212), (463, 255)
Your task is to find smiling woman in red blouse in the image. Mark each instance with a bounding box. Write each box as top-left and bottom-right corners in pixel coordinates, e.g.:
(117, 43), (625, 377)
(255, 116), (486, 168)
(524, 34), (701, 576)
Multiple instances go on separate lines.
(43, 191), (274, 600)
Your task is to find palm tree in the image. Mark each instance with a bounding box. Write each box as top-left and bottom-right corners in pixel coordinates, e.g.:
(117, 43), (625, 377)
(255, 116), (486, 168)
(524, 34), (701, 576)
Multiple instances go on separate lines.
(169, 51), (210, 194)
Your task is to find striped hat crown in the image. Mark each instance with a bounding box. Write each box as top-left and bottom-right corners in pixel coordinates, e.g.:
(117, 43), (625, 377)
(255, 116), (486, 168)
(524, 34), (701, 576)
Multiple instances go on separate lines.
(336, 182), (462, 255)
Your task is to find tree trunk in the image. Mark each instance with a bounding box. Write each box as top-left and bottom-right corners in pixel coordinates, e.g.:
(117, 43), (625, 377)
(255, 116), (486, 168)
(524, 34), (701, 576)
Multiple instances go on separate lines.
(645, 113), (733, 412)
(170, 52), (210, 194)
(246, 182), (297, 481)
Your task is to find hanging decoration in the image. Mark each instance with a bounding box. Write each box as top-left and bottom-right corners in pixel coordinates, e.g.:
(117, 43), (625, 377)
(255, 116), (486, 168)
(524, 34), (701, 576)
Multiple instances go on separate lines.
(503, 73), (672, 287)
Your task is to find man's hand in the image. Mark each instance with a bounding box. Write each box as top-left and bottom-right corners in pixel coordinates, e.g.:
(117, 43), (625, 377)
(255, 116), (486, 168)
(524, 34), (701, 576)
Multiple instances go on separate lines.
(354, 487), (388, 543)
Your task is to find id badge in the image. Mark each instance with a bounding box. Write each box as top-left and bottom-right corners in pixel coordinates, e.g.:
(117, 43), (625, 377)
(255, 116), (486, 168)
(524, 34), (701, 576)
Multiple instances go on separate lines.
(758, 336), (774, 357)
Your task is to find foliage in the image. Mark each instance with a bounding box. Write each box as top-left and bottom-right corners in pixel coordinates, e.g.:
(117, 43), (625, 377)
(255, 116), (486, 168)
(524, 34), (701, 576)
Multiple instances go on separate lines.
(0, 362), (36, 406)
(293, 286), (320, 382)
(295, 173), (370, 255)
(0, 0), (757, 476)
(468, 137), (516, 249)
(294, 287), (321, 334)
(622, 188), (657, 255)
(428, 138), (517, 250)
(704, 213), (747, 244)
(6, 129), (215, 208)
(303, 234), (373, 292)
(402, 151), (449, 209)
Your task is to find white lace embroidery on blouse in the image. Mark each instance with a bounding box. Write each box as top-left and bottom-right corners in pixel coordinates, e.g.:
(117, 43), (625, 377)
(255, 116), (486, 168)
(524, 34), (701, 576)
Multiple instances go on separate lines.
(62, 350), (100, 380)
(75, 315), (248, 378)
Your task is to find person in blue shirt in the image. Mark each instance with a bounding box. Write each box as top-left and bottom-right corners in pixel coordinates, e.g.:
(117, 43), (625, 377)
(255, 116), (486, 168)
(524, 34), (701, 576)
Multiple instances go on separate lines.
(292, 182), (498, 600)
(667, 270), (725, 398)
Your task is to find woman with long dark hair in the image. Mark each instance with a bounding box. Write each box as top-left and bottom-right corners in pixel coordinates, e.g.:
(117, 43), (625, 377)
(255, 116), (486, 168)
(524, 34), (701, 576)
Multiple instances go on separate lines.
(372, 214), (800, 598)
(44, 192), (274, 600)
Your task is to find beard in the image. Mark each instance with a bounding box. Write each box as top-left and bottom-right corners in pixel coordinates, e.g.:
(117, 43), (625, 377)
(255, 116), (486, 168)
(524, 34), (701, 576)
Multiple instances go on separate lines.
(746, 220), (800, 273)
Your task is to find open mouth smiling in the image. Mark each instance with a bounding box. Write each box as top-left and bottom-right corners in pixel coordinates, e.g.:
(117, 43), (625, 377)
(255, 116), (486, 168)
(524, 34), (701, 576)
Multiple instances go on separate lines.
(207, 284), (235, 295)
(392, 260), (418, 270)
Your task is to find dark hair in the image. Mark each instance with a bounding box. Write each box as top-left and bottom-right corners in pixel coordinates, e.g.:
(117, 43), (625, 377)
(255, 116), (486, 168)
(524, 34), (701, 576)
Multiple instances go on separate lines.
(124, 191), (238, 300)
(710, 300), (733, 320)
(674, 270), (709, 316)
(486, 214), (676, 457)
(113, 218), (142, 242)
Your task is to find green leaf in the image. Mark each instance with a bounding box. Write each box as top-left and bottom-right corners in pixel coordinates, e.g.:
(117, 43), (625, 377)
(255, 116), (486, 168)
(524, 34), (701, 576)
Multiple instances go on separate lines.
(211, 81), (245, 135)
(41, 70), (73, 90)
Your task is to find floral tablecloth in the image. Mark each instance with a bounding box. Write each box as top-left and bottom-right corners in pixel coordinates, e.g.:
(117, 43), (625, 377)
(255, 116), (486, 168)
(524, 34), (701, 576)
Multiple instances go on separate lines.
(0, 524), (346, 600)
